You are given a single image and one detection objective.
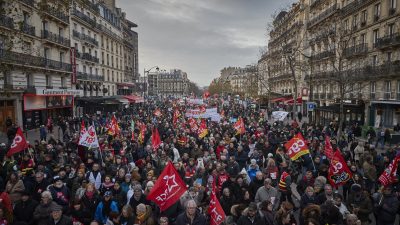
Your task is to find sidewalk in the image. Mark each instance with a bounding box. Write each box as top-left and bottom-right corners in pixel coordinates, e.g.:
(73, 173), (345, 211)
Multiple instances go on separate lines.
(0, 126), (62, 144)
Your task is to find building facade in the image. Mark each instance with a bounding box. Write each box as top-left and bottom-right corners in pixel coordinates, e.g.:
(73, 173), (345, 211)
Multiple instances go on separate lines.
(0, 0), (139, 131)
(259, 0), (400, 127)
(147, 69), (190, 98)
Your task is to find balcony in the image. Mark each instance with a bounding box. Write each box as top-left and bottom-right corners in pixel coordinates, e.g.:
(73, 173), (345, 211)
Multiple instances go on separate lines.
(1, 84), (28, 91)
(341, 0), (377, 17)
(370, 93), (376, 100)
(307, 4), (337, 29)
(82, 0), (100, 13)
(77, 72), (103, 81)
(20, 23), (35, 36)
(311, 49), (335, 61)
(351, 61), (400, 80)
(310, 0), (328, 8)
(41, 5), (69, 25)
(81, 33), (98, 46)
(327, 93), (333, 99)
(81, 53), (99, 63)
(19, 0), (35, 7)
(41, 30), (70, 47)
(72, 9), (97, 28)
(344, 43), (368, 58)
(389, 8), (396, 16)
(384, 92), (392, 100)
(0, 49), (72, 72)
(0, 15), (14, 29)
(375, 33), (400, 49)
(72, 30), (80, 38)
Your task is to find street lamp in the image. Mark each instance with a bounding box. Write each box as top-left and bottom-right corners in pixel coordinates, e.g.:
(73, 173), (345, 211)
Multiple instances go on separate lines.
(143, 66), (159, 98)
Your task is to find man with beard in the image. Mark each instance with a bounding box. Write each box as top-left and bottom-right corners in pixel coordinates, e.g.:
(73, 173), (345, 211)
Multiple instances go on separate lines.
(48, 176), (70, 212)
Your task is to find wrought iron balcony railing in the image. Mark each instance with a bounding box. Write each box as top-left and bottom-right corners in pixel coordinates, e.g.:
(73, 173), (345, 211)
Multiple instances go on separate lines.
(80, 52), (99, 63)
(0, 49), (72, 72)
(41, 30), (70, 47)
(344, 43), (368, 58)
(375, 33), (400, 49)
(72, 9), (97, 27)
(20, 23), (35, 36)
(77, 72), (103, 81)
(311, 49), (335, 61)
(307, 4), (337, 29)
(341, 0), (377, 17)
(0, 15), (14, 29)
(42, 5), (69, 24)
(81, 33), (98, 46)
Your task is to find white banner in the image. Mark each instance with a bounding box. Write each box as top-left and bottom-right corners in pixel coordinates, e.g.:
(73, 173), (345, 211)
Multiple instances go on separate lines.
(78, 126), (99, 148)
(188, 98), (203, 105)
(210, 114), (221, 122)
(272, 111), (289, 121)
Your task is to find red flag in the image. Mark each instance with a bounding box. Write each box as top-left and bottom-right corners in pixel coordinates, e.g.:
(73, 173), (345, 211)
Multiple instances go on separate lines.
(379, 156), (400, 186)
(188, 118), (199, 133)
(198, 119), (208, 139)
(80, 120), (86, 136)
(324, 136), (334, 160)
(151, 127), (162, 150)
(328, 150), (352, 188)
(284, 133), (310, 161)
(173, 110), (181, 127)
(203, 91), (210, 99)
(147, 162), (187, 211)
(7, 128), (28, 157)
(234, 118), (245, 135)
(178, 136), (188, 146)
(209, 186), (225, 225)
(107, 115), (120, 136)
(138, 123), (146, 144)
(154, 109), (162, 117)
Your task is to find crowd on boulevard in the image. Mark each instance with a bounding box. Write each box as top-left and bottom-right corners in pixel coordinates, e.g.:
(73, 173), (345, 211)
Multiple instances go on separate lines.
(1, 97), (400, 225)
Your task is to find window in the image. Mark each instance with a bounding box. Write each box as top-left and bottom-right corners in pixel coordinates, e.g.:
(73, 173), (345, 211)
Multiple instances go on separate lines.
(22, 41), (31, 53)
(385, 81), (392, 99)
(27, 73), (34, 87)
(59, 52), (64, 63)
(89, 67), (92, 75)
(23, 12), (29, 24)
(390, 0), (397, 9)
(82, 46), (86, 53)
(389, 24), (395, 36)
(74, 43), (78, 51)
(373, 29), (379, 45)
(361, 10), (367, 24)
(344, 19), (349, 31)
(388, 52), (392, 62)
(353, 14), (358, 28)
(74, 23), (77, 30)
(83, 65), (86, 73)
(374, 3), (381, 19)
(81, 27), (85, 35)
(95, 68), (98, 76)
(46, 75), (52, 87)
(44, 48), (50, 60)
(61, 77), (66, 88)
(95, 50), (97, 58)
(107, 54), (109, 66)
(59, 27), (63, 37)
(42, 21), (48, 31)
(370, 81), (376, 100)
(360, 33), (366, 44)
(94, 34), (97, 41)
(101, 35), (104, 47)
(112, 71), (114, 82)
(397, 81), (400, 100)
(372, 55), (378, 66)
(88, 30), (91, 38)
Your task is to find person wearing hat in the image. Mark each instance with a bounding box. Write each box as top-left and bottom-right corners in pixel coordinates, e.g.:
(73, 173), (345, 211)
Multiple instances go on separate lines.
(236, 202), (264, 225)
(373, 185), (399, 225)
(347, 184), (372, 225)
(94, 191), (119, 224)
(47, 203), (72, 225)
(13, 190), (39, 225)
(48, 176), (70, 211)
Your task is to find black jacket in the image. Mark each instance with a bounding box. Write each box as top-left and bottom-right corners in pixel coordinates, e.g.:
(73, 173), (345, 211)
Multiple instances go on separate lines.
(175, 210), (207, 225)
(46, 215), (73, 225)
(14, 198), (39, 225)
(374, 193), (399, 223)
(69, 207), (92, 225)
(236, 215), (265, 225)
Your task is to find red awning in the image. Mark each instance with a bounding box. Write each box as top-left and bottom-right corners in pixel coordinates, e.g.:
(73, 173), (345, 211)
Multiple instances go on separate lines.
(271, 97), (290, 103)
(285, 97), (303, 105)
(124, 95), (144, 103)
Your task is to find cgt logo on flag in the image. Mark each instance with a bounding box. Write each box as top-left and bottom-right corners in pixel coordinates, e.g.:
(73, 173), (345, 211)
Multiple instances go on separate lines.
(209, 189), (226, 225)
(284, 133), (310, 161)
(147, 162), (187, 211)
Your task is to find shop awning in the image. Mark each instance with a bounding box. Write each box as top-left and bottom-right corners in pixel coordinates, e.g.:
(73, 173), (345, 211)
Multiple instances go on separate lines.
(285, 97), (303, 105)
(124, 95), (144, 103)
(270, 97), (289, 103)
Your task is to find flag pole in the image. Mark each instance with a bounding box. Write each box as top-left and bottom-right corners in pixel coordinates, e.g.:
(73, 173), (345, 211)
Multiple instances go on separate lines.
(309, 152), (317, 172)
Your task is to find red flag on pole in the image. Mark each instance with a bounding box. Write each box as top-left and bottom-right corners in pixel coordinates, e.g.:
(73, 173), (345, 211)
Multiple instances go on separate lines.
(324, 136), (334, 160)
(284, 133), (310, 161)
(80, 120), (86, 136)
(147, 162), (187, 211)
(328, 150), (352, 188)
(151, 127), (162, 151)
(107, 115), (120, 136)
(198, 119), (208, 139)
(234, 118), (245, 135)
(7, 128), (28, 157)
(208, 180), (226, 225)
(379, 156), (400, 186)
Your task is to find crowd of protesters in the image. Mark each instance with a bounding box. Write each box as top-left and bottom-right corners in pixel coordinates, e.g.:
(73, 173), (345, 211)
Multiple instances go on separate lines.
(1, 97), (400, 225)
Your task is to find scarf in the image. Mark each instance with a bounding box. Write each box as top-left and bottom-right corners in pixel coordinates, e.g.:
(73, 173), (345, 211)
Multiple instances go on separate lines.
(136, 211), (146, 223)
(85, 191), (94, 199)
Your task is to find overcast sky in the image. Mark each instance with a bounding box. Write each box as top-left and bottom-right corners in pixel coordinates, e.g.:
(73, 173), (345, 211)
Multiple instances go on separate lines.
(119, 0), (295, 86)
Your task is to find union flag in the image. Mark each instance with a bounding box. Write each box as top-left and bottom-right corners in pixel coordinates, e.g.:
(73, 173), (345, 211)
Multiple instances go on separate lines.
(284, 133), (310, 161)
(7, 128), (28, 157)
(147, 162), (187, 211)
(328, 150), (352, 188)
(151, 127), (162, 151)
(198, 119), (208, 139)
(234, 117), (245, 135)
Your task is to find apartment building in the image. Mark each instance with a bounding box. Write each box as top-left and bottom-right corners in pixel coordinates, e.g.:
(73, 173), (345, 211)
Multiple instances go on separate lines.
(0, 0), (80, 130)
(260, 0), (400, 127)
(0, 0), (139, 131)
(148, 69), (190, 98)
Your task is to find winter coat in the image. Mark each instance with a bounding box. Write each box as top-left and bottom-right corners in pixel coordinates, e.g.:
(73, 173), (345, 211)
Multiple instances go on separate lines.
(81, 192), (101, 217)
(236, 214), (265, 225)
(5, 180), (25, 203)
(354, 143), (364, 162)
(48, 185), (70, 208)
(374, 193), (399, 223)
(94, 200), (119, 224)
(13, 198), (39, 225)
(46, 215), (73, 225)
(133, 205), (155, 225)
(33, 201), (60, 225)
(175, 210), (207, 225)
(69, 207), (93, 225)
(248, 178), (264, 199)
(347, 193), (372, 223)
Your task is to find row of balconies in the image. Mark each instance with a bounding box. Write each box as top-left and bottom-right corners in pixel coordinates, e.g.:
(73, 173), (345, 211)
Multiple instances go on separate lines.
(310, 0), (329, 9)
(72, 9), (97, 27)
(0, 84), (69, 91)
(41, 30), (70, 47)
(42, 5), (69, 25)
(269, 22), (303, 47)
(307, 4), (338, 29)
(374, 33), (400, 49)
(76, 51), (99, 63)
(82, 0), (100, 13)
(341, 0), (379, 18)
(311, 49), (335, 61)
(72, 30), (99, 46)
(312, 91), (400, 101)
(343, 43), (368, 58)
(77, 72), (103, 81)
(309, 28), (336, 44)
(0, 49), (72, 72)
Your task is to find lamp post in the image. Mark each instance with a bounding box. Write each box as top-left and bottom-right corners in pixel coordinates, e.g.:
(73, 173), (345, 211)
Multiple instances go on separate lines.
(143, 66), (159, 99)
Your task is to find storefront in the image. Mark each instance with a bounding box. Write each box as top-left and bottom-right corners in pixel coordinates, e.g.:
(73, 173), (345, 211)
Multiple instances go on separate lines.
(369, 101), (400, 128)
(314, 100), (365, 126)
(23, 88), (83, 129)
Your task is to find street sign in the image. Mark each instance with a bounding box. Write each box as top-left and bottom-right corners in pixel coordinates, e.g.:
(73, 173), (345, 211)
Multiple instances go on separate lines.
(307, 102), (316, 111)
